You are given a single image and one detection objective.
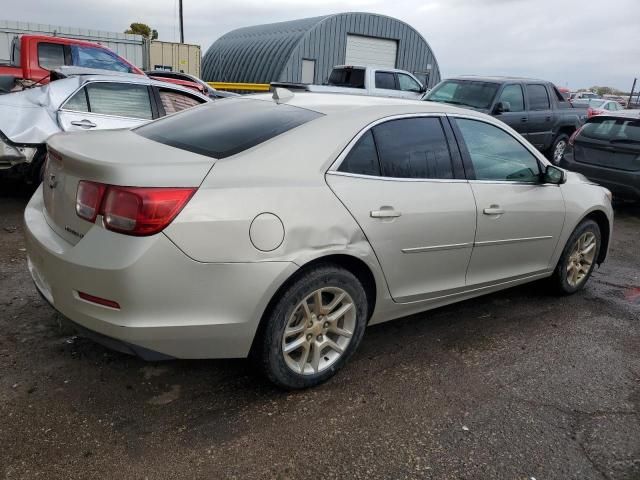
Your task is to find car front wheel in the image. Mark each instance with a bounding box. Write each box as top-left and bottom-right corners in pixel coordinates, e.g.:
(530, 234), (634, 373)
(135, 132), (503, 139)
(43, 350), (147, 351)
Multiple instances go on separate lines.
(550, 219), (601, 294)
(256, 264), (368, 389)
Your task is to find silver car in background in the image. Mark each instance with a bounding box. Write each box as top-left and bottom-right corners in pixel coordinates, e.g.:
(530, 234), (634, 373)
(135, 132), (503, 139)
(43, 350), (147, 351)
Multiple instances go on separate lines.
(24, 92), (613, 389)
(0, 69), (209, 181)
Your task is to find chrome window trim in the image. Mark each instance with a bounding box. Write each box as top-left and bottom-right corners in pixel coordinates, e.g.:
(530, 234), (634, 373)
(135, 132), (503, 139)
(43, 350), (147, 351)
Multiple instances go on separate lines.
(326, 170), (468, 184)
(327, 112), (455, 179)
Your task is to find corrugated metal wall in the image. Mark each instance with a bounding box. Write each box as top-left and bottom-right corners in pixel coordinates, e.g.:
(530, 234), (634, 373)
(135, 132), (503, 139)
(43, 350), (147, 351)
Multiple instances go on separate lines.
(281, 13), (440, 88)
(0, 19), (146, 68)
(149, 41), (201, 76)
(202, 12), (441, 89)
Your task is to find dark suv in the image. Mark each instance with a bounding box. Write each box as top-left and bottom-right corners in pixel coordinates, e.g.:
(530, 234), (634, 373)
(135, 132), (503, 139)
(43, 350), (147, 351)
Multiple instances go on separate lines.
(425, 76), (588, 163)
(560, 111), (640, 201)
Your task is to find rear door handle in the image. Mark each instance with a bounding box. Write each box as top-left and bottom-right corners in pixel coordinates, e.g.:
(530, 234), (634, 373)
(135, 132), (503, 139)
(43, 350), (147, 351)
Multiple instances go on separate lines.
(520, 117), (528, 122)
(483, 205), (505, 215)
(370, 208), (401, 218)
(70, 119), (97, 128)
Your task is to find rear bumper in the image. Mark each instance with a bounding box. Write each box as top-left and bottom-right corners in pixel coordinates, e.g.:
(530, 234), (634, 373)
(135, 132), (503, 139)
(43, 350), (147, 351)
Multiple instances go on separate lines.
(24, 187), (298, 359)
(561, 151), (640, 200)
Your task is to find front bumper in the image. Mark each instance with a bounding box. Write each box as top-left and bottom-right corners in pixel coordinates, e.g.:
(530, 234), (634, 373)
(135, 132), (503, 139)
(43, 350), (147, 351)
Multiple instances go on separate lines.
(24, 187), (298, 359)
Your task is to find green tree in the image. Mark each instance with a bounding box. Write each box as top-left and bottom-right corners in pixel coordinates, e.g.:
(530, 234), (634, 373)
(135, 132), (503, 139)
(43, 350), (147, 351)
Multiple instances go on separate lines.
(125, 22), (156, 39)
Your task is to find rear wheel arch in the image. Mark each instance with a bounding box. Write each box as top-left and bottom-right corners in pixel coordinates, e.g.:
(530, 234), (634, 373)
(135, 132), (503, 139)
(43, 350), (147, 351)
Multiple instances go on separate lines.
(249, 254), (377, 357)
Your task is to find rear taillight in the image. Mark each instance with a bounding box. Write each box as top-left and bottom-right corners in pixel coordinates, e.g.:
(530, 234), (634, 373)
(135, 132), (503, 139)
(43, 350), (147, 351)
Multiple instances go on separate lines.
(568, 125), (585, 146)
(75, 181), (196, 236)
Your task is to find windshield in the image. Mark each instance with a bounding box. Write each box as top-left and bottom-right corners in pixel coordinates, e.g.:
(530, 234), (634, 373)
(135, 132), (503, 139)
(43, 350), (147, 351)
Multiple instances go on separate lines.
(426, 80), (501, 109)
(135, 98), (323, 159)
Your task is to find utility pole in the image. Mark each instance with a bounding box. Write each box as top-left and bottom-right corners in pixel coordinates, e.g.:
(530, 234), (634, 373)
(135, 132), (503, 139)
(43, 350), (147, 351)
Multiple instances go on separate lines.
(627, 78), (636, 109)
(179, 0), (184, 43)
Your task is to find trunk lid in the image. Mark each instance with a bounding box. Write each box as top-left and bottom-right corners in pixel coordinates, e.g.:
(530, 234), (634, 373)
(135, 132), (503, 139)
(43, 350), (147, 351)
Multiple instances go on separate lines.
(43, 129), (215, 245)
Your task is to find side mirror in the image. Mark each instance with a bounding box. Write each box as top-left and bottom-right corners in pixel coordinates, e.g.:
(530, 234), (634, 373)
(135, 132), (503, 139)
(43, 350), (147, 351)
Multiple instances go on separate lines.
(543, 165), (566, 184)
(494, 101), (511, 114)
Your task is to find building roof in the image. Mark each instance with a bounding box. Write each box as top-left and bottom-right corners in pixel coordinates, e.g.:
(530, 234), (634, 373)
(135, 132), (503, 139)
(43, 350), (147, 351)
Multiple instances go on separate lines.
(202, 15), (329, 84)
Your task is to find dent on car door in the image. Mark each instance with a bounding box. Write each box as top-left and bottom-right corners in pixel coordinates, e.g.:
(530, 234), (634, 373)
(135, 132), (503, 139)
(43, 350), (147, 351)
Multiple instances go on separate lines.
(326, 116), (477, 303)
(58, 82), (154, 132)
(451, 116), (565, 285)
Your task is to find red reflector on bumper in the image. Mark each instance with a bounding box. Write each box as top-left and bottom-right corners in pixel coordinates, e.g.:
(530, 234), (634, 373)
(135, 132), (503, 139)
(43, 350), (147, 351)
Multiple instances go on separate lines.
(78, 291), (121, 309)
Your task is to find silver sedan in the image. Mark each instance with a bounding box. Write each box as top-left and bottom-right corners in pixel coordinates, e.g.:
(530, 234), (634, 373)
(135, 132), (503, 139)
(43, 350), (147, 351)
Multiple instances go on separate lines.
(24, 91), (613, 389)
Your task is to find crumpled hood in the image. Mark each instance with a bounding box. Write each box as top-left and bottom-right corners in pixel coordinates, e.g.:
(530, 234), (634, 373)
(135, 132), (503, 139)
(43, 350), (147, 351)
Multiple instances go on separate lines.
(0, 81), (77, 144)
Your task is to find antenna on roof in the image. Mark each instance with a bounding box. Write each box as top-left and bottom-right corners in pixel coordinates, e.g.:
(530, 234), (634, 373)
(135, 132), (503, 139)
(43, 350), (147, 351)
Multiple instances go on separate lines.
(272, 87), (294, 104)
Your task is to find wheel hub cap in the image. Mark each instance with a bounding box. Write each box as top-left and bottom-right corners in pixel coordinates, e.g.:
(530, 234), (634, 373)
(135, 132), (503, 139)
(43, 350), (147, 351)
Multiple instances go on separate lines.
(566, 232), (597, 287)
(282, 287), (356, 375)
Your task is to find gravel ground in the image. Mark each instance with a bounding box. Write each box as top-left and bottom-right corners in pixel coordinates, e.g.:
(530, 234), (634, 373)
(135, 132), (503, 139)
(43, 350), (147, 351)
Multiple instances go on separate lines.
(1, 181), (638, 480)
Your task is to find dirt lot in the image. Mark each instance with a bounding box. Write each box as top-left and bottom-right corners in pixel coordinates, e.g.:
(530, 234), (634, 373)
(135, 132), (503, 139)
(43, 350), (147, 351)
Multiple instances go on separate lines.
(1, 181), (639, 480)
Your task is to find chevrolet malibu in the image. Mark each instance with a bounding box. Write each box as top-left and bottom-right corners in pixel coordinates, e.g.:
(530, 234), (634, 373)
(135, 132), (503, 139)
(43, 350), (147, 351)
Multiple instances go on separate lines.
(25, 92), (613, 389)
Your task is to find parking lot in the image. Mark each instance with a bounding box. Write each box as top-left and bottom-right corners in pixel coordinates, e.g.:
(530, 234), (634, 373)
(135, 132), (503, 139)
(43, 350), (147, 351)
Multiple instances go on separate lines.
(0, 181), (637, 479)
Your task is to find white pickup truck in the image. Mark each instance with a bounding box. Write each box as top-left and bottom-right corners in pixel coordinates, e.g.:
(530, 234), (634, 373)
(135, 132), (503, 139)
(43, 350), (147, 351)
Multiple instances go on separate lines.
(272, 65), (426, 100)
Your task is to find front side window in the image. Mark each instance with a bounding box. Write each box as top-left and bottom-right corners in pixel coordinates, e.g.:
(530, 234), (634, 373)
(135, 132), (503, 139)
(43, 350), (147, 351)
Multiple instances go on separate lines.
(135, 98), (323, 159)
(71, 45), (132, 73)
(497, 84), (524, 112)
(374, 72), (396, 90)
(373, 117), (454, 179)
(38, 43), (66, 70)
(456, 118), (540, 182)
(526, 84), (550, 110)
(85, 83), (152, 119)
(158, 89), (204, 114)
(338, 130), (380, 176)
(397, 74), (422, 92)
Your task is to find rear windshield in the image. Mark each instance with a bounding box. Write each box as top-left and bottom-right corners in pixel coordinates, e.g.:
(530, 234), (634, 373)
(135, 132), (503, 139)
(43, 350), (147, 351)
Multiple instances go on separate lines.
(426, 80), (501, 110)
(135, 98), (323, 159)
(327, 68), (365, 88)
(580, 117), (640, 144)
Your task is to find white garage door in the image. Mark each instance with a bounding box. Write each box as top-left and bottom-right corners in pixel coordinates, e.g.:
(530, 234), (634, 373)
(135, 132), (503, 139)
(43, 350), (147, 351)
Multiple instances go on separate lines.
(345, 35), (398, 68)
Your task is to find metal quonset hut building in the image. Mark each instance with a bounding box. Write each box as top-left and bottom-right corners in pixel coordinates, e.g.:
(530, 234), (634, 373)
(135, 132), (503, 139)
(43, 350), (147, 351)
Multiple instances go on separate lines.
(201, 12), (441, 88)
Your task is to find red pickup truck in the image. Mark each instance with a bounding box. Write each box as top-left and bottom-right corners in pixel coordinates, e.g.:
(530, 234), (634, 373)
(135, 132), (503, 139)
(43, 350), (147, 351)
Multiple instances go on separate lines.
(0, 35), (144, 91)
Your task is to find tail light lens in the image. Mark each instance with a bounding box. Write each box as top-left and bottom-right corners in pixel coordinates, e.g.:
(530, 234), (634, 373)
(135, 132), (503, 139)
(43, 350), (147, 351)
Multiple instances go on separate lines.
(568, 125), (585, 146)
(76, 181), (196, 236)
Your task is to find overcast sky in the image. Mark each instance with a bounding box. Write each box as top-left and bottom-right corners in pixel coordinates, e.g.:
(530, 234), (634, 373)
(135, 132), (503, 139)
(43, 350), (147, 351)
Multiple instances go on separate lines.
(5, 0), (639, 91)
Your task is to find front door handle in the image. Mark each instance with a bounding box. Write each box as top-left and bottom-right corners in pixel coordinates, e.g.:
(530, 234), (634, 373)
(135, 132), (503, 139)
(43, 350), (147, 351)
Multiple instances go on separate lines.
(370, 208), (401, 218)
(70, 119), (97, 128)
(483, 205), (505, 215)
(520, 117), (528, 122)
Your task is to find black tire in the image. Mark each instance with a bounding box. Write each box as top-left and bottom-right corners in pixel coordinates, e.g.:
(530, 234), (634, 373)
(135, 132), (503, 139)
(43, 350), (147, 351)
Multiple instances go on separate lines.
(549, 219), (601, 294)
(547, 133), (569, 165)
(255, 264), (368, 390)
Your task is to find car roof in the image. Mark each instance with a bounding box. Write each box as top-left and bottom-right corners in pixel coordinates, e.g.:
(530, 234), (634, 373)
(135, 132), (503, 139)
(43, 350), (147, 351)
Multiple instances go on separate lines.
(250, 91), (490, 117)
(332, 65), (414, 74)
(445, 75), (550, 84)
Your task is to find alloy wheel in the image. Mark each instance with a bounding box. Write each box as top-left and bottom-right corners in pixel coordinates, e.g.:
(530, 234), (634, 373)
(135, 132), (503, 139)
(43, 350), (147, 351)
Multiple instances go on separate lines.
(566, 232), (597, 287)
(553, 140), (567, 164)
(282, 287), (356, 375)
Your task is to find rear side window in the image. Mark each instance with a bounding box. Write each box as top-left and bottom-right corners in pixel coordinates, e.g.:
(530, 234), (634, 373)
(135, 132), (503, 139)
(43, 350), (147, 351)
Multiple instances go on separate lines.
(375, 72), (396, 90)
(374, 117), (454, 179)
(327, 68), (365, 88)
(527, 84), (550, 110)
(158, 89), (204, 114)
(38, 43), (66, 70)
(338, 130), (380, 176)
(135, 98), (323, 159)
(580, 117), (640, 144)
(85, 83), (152, 119)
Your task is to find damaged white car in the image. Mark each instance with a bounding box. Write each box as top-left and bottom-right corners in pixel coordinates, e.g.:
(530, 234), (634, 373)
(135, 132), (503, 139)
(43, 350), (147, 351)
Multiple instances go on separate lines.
(0, 69), (210, 182)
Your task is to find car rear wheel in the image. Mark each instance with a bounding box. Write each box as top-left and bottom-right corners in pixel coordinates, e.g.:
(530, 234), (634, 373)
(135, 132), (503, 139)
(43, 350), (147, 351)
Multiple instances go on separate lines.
(549, 134), (569, 165)
(256, 264), (368, 389)
(549, 219), (601, 294)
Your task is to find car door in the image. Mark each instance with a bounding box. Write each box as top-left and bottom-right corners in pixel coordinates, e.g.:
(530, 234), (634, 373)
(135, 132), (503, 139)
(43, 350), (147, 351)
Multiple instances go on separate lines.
(451, 116), (565, 286)
(396, 73), (424, 100)
(525, 84), (554, 150)
(58, 81), (155, 132)
(493, 84), (529, 137)
(326, 115), (477, 302)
